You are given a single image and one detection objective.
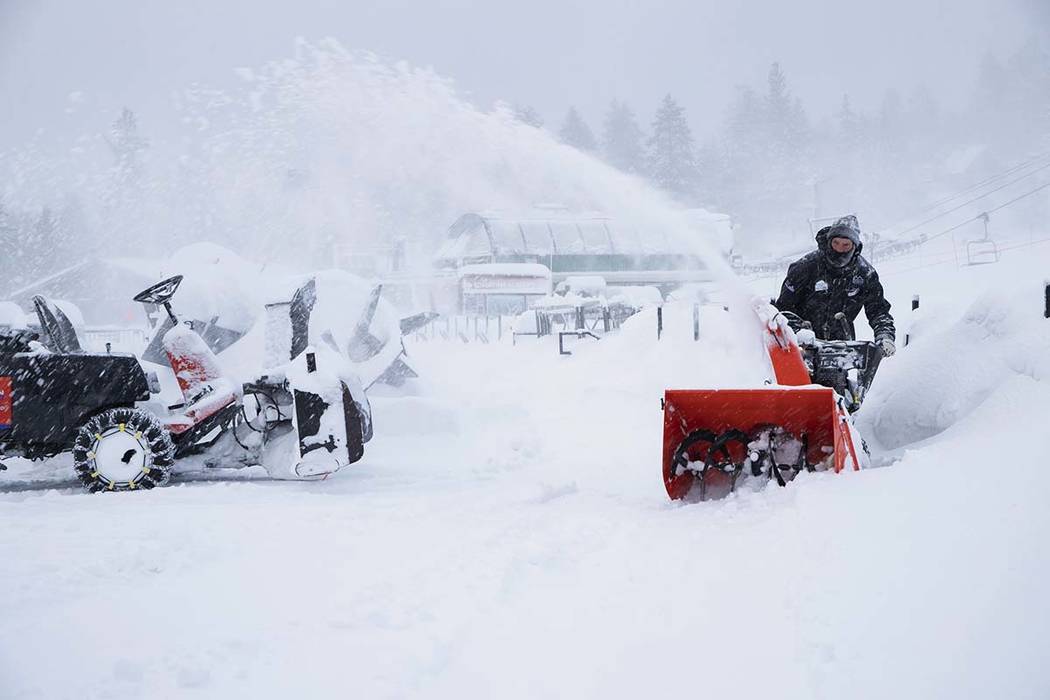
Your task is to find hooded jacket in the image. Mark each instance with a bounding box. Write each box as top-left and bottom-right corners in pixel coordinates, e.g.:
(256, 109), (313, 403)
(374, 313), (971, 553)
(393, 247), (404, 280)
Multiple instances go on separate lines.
(774, 216), (895, 342)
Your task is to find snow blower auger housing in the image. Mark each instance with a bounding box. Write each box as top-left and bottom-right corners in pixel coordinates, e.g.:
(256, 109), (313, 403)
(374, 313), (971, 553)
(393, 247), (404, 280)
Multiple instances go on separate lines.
(662, 304), (875, 501)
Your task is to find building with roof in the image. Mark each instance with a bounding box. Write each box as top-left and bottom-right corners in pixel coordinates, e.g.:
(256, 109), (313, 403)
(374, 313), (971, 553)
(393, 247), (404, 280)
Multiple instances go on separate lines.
(434, 209), (730, 286)
(2, 258), (158, 326)
(430, 209), (732, 313)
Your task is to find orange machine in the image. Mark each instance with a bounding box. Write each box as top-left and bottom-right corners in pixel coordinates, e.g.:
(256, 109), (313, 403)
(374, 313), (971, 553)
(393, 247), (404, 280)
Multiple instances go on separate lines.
(662, 304), (862, 501)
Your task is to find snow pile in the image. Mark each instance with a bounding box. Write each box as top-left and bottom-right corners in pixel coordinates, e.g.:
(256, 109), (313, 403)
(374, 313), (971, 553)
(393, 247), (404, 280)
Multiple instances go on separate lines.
(860, 281), (1050, 450)
(130, 244), (404, 395)
(2, 271), (1050, 698)
(607, 285), (663, 308)
(0, 301), (27, 329)
(159, 242), (291, 336)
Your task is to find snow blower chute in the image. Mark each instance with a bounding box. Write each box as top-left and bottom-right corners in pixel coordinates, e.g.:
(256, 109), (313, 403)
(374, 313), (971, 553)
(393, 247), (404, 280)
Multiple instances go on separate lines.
(662, 304), (876, 501)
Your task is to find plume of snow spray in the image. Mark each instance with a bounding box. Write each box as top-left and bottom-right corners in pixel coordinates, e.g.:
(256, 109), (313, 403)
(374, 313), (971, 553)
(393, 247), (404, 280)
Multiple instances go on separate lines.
(2, 38), (745, 298)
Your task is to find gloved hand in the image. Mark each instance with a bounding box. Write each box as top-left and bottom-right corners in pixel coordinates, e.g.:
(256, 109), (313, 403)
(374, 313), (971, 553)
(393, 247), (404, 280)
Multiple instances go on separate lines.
(877, 337), (896, 357)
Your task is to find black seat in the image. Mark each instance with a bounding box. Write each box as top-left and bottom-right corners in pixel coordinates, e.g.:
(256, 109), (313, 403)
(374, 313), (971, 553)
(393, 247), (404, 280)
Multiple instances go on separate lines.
(31, 296), (82, 354)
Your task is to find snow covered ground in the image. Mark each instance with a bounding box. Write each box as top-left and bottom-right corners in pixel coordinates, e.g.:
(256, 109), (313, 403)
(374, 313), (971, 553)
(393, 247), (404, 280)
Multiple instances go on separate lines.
(3, 240), (1050, 699)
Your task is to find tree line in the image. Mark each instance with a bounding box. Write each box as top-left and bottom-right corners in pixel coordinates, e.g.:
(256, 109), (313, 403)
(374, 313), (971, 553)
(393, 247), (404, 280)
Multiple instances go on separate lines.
(0, 108), (147, 294)
(519, 39), (1050, 250)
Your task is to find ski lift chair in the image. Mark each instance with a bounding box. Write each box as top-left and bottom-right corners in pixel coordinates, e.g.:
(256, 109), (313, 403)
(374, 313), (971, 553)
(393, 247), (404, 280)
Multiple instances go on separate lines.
(965, 213), (1000, 266)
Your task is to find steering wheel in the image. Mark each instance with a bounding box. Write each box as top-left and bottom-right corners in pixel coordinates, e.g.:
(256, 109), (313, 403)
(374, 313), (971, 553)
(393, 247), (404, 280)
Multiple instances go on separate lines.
(133, 275), (184, 305)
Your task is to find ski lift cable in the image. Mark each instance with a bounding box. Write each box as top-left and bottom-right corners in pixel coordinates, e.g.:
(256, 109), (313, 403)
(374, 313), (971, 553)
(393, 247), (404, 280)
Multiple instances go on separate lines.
(881, 162), (1050, 241)
(873, 151), (1050, 237)
(917, 150), (1050, 212)
(920, 180), (1050, 244)
(880, 235), (1050, 278)
(739, 179), (1049, 280)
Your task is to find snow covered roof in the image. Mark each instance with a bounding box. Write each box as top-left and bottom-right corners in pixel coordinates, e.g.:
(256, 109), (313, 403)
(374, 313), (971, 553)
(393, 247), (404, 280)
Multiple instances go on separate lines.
(435, 211), (714, 261)
(457, 263), (552, 278)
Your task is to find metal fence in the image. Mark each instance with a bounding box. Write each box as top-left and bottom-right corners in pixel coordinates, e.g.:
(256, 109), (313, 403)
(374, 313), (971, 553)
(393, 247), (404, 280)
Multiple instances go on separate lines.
(410, 314), (517, 344)
(81, 327), (149, 354)
(409, 304), (632, 345)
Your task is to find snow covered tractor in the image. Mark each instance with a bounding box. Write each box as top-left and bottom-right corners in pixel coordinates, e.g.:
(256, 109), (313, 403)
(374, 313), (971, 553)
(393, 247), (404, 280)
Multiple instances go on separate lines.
(662, 303), (881, 501)
(0, 275), (372, 492)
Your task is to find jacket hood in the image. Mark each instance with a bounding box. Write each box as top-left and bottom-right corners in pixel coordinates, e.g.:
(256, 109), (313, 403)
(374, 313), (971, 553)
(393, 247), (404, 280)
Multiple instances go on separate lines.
(816, 214), (864, 256)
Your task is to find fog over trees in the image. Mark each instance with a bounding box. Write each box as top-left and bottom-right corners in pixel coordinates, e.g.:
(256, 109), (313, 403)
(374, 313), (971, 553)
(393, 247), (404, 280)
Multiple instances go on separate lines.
(537, 43), (1049, 253)
(0, 3), (1047, 279)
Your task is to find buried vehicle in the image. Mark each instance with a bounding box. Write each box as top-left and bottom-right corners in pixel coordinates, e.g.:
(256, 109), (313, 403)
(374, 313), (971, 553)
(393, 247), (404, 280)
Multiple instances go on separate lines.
(662, 303), (882, 501)
(0, 275), (374, 492)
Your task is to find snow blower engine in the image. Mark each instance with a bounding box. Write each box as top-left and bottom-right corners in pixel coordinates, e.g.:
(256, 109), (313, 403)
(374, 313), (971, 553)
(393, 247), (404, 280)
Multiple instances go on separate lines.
(661, 304), (882, 501)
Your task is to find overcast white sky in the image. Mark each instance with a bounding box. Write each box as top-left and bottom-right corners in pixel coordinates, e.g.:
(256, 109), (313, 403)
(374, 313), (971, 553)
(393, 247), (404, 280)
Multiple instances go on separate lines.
(0, 0), (1046, 150)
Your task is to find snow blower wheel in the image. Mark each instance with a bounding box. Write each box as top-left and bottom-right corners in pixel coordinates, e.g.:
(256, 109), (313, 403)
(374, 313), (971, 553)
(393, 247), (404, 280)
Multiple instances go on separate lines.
(72, 408), (175, 492)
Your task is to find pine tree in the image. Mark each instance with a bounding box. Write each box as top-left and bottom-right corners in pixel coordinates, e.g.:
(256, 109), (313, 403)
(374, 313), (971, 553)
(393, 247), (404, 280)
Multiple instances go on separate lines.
(108, 107), (148, 175)
(765, 63), (790, 131)
(601, 100), (646, 175)
(647, 94), (696, 201)
(762, 63), (808, 164)
(723, 87), (764, 171)
(512, 104), (544, 129)
(710, 64), (813, 246)
(0, 201), (16, 294)
(1005, 39), (1050, 147)
(878, 89), (903, 137)
(838, 94), (861, 149)
(558, 107), (597, 152)
(103, 108), (150, 248)
(0, 205), (36, 292)
(34, 207), (63, 269)
(907, 85), (940, 137)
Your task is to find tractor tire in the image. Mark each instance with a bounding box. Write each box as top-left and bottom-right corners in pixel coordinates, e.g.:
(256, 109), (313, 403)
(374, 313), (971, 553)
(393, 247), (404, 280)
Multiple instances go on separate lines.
(72, 407), (175, 492)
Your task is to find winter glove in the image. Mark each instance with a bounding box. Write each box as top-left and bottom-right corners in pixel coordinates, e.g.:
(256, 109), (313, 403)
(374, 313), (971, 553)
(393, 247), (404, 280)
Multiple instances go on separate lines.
(877, 337), (896, 357)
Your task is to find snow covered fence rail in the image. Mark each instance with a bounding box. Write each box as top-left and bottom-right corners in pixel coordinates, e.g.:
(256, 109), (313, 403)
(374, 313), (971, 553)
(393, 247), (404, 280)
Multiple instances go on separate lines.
(81, 327), (149, 354)
(410, 314), (516, 344)
(738, 235), (928, 280)
(409, 301), (655, 348)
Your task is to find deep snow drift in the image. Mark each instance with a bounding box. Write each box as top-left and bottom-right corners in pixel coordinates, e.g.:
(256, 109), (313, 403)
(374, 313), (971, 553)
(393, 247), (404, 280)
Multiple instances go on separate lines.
(2, 239), (1049, 699)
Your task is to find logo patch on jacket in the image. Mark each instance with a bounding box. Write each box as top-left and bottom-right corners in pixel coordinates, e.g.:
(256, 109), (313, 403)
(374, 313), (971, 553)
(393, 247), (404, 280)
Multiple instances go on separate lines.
(814, 279), (828, 292)
(852, 275), (864, 285)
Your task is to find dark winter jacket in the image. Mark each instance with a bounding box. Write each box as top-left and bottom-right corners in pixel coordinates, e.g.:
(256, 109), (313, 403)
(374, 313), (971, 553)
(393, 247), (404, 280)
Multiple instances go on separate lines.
(774, 220), (895, 342)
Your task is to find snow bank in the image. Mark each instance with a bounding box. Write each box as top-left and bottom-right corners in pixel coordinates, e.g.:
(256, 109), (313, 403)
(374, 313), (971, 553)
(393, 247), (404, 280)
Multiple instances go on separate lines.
(860, 281), (1050, 450)
(161, 242), (287, 335)
(4, 286), (1048, 699)
(0, 301), (27, 329)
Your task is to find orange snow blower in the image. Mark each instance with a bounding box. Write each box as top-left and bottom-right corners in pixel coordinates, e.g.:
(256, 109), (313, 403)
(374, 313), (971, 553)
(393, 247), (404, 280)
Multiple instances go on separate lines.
(662, 304), (877, 501)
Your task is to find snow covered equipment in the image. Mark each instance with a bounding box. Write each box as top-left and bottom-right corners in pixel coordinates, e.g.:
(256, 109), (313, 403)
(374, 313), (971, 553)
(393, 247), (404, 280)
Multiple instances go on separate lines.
(0, 273), (375, 493)
(135, 276), (241, 447)
(662, 304), (875, 501)
(0, 298), (173, 491)
(137, 275), (373, 482)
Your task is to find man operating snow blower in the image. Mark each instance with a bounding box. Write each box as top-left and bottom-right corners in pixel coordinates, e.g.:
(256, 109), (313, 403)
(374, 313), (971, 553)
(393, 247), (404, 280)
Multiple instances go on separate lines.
(774, 215), (896, 356)
(661, 215), (895, 501)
